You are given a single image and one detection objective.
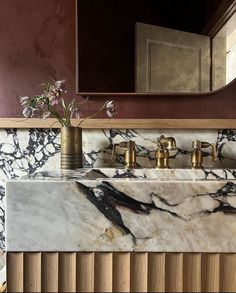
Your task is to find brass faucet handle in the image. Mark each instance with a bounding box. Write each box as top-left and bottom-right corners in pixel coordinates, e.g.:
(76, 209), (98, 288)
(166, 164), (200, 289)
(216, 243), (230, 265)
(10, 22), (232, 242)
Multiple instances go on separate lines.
(111, 140), (136, 161)
(157, 135), (168, 149)
(201, 141), (211, 148)
(200, 141), (217, 161)
(167, 137), (177, 150)
(192, 140), (217, 162)
(127, 140), (136, 149)
(111, 143), (119, 161)
(157, 136), (176, 151)
(211, 144), (217, 161)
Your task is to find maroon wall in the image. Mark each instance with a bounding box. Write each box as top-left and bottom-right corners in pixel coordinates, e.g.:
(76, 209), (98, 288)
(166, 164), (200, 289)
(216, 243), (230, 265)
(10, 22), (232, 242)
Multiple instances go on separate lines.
(1, 0), (236, 119)
(0, 0), (75, 118)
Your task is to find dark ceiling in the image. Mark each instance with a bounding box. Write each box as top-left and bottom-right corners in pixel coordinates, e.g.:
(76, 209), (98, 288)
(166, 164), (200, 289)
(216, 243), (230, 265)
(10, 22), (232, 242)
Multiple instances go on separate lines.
(78, 0), (224, 34)
(142, 0), (224, 34)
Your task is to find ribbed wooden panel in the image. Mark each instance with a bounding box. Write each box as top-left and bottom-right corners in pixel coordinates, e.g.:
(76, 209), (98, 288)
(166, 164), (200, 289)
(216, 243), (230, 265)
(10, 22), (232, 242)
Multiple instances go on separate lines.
(59, 253), (76, 292)
(201, 253), (220, 292)
(148, 252), (165, 292)
(7, 253), (24, 292)
(130, 252), (148, 292)
(220, 253), (236, 292)
(7, 252), (236, 292)
(165, 253), (183, 292)
(41, 253), (58, 292)
(94, 253), (113, 292)
(183, 253), (201, 292)
(113, 252), (130, 292)
(24, 253), (41, 292)
(76, 252), (94, 292)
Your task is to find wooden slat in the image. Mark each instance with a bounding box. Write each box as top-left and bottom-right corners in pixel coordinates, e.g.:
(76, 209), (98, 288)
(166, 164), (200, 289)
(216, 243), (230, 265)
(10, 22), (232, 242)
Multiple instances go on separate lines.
(94, 252), (112, 292)
(7, 253), (24, 293)
(130, 252), (148, 292)
(112, 253), (130, 292)
(41, 253), (59, 292)
(94, 253), (113, 293)
(201, 253), (220, 292)
(165, 253), (183, 292)
(2, 118), (236, 129)
(6, 252), (236, 292)
(220, 253), (236, 292)
(76, 253), (94, 293)
(59, 253), (76, 292)
(148, 253), (165, 292)
(183, 253), (201, 292)
(24, 253), (41, 292)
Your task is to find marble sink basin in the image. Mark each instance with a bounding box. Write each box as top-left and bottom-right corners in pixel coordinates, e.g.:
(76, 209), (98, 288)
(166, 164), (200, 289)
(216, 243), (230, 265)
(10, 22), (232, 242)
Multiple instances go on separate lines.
(84, 167), (236, 181)
(23, 167), (236, 181)
(6, 168), (236, 252)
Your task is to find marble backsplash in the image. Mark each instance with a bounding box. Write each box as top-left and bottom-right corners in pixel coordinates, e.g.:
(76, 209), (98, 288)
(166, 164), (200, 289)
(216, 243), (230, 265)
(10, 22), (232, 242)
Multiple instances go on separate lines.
(1, 128), (236, 252)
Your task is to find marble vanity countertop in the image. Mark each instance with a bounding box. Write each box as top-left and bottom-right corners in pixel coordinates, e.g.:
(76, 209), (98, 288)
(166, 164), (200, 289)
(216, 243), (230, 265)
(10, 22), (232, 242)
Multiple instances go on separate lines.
(6, 168), (236, 252)
(13, 167), (236, 181)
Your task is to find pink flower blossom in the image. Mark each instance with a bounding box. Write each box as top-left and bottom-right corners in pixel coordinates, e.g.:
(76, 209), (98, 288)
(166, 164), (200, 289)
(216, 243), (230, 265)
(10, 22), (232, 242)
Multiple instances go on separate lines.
(106, 100), (117, 118)
(42, 111), (51, 119)
(22, 107), (33, 118)
(20, 96), (30, 107)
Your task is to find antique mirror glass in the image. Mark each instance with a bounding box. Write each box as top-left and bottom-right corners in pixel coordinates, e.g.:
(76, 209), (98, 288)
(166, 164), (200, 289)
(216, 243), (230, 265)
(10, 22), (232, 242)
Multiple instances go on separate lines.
(77, 0), (236, 93)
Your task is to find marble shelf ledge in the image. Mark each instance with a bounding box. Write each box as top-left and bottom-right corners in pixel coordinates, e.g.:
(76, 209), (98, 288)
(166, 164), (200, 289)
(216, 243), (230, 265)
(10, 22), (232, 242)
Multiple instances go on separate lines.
(6, 168), (236, 252)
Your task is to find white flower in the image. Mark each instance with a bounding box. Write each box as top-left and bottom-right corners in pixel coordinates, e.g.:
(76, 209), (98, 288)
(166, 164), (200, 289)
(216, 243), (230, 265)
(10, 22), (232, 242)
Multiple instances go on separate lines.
(106, 100), (117, 118)
(47, 93), (59, 106)
(68, 99), (81, 118)
(68, 98), (75, 112)
(20, 96), (30, 106)
(22, 107), (33, 118)
(55, 80), (66, 90)
(70, 108), (81, 119)
(41, 111), (50, 119)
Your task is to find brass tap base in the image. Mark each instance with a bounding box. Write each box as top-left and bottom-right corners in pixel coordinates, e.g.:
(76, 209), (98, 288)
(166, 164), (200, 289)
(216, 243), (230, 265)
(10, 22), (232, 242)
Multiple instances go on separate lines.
(191, 163), (202, 169)
(125, 149), (136, 168)
(156, 149), (170, 169)
(126, 162), (137, 169)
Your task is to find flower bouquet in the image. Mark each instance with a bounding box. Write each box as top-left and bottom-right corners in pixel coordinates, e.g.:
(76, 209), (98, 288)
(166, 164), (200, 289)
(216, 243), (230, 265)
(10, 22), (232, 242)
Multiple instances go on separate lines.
(20, 79), (116, 126)
(20, 79), (117, 169)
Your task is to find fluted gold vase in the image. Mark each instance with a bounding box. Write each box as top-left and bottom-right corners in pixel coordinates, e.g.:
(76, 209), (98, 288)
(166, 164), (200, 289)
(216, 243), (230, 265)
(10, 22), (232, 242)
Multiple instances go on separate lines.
(61, 126), (82, 170)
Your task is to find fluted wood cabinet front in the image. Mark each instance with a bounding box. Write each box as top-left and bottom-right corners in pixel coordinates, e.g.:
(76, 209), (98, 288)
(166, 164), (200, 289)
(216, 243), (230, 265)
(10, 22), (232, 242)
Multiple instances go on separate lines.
(7, 252), (236, 292)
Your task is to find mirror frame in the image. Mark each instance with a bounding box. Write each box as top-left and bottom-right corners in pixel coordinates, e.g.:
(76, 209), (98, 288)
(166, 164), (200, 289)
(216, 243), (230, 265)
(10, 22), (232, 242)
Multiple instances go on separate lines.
(76, 0), (236, 98)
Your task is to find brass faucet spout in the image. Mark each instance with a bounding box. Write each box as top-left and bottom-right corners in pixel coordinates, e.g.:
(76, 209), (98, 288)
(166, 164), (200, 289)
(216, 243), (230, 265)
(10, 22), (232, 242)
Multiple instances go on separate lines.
(111, 140), (137, 168)
(156, 136), (177, 168)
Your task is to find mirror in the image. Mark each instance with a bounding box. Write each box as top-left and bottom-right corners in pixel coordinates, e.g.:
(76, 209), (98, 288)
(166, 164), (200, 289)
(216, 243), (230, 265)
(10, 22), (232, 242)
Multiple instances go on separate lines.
(77, 0), (236, 93)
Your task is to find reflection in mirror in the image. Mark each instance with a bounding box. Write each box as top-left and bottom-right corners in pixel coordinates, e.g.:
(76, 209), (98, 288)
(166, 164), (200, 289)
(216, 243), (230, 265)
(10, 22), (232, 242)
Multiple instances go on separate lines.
(77, 0), (229, 93)
(213, 11), (236, 90)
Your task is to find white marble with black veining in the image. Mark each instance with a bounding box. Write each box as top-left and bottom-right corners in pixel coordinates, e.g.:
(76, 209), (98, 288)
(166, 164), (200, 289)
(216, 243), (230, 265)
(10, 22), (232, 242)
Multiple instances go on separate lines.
(6, 168), (236, 252)
(1, 128), (236, 283)
(1, 128), (236, 250)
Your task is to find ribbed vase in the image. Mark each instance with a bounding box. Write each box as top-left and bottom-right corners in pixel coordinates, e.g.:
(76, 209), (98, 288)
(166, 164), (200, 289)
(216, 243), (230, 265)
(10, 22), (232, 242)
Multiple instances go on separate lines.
(60, 126), (82, 170)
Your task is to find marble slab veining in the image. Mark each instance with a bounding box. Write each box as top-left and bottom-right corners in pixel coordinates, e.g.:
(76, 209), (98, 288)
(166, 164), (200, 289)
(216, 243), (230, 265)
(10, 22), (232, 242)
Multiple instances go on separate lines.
(6, 168), (236, 252)
(0, 127), (236, 286)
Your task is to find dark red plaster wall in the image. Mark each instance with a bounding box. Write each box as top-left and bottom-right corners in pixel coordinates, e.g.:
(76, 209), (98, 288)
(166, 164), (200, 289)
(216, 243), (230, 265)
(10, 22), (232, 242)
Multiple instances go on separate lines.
(0, 0), (76, 117)
(0, 0), (236, 119)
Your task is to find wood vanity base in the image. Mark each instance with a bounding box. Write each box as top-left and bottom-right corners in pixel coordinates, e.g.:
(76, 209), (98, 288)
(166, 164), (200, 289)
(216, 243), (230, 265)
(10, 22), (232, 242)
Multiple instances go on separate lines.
(7, 252), (236, 292)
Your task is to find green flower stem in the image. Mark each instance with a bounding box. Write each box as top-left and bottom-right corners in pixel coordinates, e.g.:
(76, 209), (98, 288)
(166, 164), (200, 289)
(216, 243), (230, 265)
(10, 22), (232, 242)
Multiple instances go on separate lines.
(61, 99), (71, 126)
(77, 101), (107, 127)
(48, 104), (67, 127)
(76, 95), (89, 105)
